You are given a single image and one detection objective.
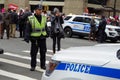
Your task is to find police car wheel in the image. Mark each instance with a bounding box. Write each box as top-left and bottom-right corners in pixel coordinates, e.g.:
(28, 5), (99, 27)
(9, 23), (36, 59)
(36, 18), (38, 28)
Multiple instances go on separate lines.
(64, 27), (72, 37)
(79, 35), (84, 38)
(110, 39), (117, 43)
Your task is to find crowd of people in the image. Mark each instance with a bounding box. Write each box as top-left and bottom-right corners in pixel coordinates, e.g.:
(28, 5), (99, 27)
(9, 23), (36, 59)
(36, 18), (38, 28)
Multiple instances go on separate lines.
(0, 5), (64, 71)
(89, 14), (120, 43)
(107, 16), (120, 26)
(0, 7), (33, 39)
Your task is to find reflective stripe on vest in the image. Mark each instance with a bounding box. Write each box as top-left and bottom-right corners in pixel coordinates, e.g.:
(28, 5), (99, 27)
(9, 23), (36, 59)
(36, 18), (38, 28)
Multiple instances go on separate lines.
(28, 15), (47, 37)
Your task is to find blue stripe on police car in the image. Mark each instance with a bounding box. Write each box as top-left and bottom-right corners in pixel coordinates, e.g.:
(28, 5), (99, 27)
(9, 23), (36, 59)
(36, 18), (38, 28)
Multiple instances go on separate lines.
(55, 62), (120, 79)
(68, 21), (90, 32)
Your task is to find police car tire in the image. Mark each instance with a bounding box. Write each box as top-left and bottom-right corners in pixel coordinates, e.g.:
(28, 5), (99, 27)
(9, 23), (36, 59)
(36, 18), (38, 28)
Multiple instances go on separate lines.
(0, 48), (4, 54)
(64, 27), (72, 37)
(110, 39), (117, 43)
(79, 35), (84, 38)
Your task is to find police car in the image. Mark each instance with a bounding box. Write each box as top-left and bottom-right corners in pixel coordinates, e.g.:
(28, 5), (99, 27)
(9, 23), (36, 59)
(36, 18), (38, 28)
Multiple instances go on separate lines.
(41, 44), (120, 80)
(63, 15), (120, 42)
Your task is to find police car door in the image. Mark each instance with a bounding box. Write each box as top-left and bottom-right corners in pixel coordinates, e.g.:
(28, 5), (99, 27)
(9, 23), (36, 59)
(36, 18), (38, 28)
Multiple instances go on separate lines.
(72, 17), (90, 34)
(83, 17), (91, 33)
(72, 17), (85, 33)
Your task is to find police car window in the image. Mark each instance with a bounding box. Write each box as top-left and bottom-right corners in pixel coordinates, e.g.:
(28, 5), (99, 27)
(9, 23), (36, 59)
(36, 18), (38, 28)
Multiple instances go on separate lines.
(117, 49), (120, 59)
(84, 18), (91, 23)
(64, 16), (72, 20)
(73, 17), (84, 22)
(94, 18), (101, 25)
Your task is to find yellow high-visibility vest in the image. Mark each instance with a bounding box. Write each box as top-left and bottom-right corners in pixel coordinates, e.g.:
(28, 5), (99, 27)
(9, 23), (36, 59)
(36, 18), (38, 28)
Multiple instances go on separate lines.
(28, 15), (47, 37)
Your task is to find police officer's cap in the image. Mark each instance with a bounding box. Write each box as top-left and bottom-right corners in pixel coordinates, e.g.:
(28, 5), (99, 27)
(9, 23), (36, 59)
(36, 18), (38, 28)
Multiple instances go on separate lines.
(35, 5), (43, 10)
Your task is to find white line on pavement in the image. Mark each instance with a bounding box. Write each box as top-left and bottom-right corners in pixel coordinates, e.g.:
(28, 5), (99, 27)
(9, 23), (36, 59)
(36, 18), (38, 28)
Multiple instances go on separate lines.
(0, 58), (45, 72)
(4, 52), (49, 64)
(0, 69), (37, 80)
(22, 50), (53, 57)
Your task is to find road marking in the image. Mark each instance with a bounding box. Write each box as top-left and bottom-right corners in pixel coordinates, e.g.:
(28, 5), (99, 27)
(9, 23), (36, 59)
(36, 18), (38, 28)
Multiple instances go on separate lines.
(0, 58), (45, 72)
(0, 69), (37, 80)
(22, 50), (53, 57)
(4, 52), (49, 64)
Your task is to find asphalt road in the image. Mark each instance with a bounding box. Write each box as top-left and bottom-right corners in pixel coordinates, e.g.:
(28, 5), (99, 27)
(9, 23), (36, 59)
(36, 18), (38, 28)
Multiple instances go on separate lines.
(0, 32), (113, 80)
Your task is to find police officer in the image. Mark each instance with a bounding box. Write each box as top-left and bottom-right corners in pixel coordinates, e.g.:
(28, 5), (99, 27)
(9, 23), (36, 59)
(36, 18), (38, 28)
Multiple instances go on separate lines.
(97, 16), (107, 43)
(24, 5), (49, 71)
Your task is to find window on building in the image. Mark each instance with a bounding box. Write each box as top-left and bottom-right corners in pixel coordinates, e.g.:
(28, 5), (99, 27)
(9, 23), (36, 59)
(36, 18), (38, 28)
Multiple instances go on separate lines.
(88, 0), (108, 5)
(30, 0), (64, 1)
(44, 0), (64, 1)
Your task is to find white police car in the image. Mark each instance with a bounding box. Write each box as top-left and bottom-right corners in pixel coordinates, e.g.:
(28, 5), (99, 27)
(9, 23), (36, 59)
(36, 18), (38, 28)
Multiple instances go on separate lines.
(41, 44), (120, 80)
(63, 15), (120, 42)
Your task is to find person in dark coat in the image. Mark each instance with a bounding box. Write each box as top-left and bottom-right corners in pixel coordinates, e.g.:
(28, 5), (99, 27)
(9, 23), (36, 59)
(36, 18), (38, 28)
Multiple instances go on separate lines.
(9, 10), (18, 38)
(18, 9), (24, 38)
(0, 11), (4, 39)
(50, 8), (64, 53)
(22, 7), (32, 37)
(2, 9), (11, 39)
(97, 16), (107, 43)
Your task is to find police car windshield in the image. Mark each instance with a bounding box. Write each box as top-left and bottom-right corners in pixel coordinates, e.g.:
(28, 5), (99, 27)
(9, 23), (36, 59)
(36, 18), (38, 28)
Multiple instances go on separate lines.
(64, 16), (72, 20)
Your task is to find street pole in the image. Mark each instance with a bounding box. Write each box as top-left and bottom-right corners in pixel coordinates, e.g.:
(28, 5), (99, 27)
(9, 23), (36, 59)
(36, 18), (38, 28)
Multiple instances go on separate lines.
(113, 0), (116, 17)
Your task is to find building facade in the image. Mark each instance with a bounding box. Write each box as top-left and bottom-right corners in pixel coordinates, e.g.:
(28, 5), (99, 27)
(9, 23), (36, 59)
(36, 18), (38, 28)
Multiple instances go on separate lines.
(0, 0), (29, 12)
(0, 0), (120, 16)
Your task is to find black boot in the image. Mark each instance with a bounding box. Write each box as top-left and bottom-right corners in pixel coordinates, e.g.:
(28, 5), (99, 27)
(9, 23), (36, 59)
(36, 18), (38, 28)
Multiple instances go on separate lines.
(30, 67), (35, 71)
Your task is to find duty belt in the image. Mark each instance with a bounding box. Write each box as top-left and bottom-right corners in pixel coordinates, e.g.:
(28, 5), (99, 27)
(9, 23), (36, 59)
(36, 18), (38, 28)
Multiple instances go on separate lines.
(32, 28), (46, 32)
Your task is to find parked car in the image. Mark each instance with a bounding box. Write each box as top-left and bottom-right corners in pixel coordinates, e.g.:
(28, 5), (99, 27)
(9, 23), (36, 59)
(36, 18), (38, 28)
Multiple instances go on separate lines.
(41, 44), (120, 80)
(63, 15), (120, 42)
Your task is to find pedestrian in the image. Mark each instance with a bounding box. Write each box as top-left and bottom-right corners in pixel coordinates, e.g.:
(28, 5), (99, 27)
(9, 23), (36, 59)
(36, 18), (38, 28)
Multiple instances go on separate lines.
(18, 9), (24, 38)
(50, 8), (64, 53)
(22, 7), (32, 38)
(2, 8), (11, 39)
(0, 12), (4, 39)
(89, 17), (96, 41)
(97, 15), (107, 43)
(9, 9), (18, 38)
(24, 5), (49, 71)
(0, 11), (4, 39)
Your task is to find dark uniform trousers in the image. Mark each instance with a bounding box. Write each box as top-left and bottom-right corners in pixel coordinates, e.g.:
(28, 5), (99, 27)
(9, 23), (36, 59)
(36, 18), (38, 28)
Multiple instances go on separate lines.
(97, 30), (106, 43)
(52, 33), (61, 53)
(30, 37), (46, 68)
